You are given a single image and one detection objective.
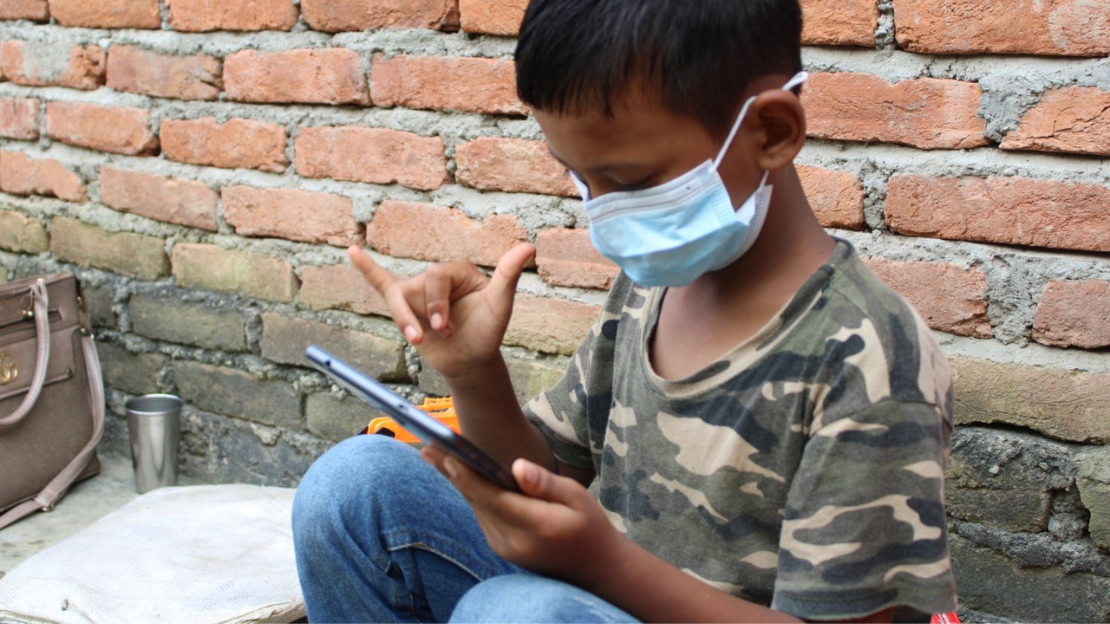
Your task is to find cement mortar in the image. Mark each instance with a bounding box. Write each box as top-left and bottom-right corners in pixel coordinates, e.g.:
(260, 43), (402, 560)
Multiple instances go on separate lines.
(951, 520), (1110, 577)
(874, 0), (895, 50)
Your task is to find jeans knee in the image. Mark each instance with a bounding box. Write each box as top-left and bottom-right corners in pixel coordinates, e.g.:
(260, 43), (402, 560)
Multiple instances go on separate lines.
(451, 575), (639, 623)
(293, 435), (420, 548)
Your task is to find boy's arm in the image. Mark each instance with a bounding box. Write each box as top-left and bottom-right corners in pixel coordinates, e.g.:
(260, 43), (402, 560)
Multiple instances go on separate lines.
(443, 355), (595, 485)
(349, 244), (595, 483)
(422, 448), (888, 623)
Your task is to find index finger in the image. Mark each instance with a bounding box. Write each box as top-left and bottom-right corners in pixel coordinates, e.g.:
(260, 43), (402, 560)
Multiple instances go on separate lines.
(348, 245), (396, 295)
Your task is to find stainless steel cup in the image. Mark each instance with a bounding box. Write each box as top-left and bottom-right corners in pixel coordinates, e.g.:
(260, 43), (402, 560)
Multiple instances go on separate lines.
(126, 394), (183, 494)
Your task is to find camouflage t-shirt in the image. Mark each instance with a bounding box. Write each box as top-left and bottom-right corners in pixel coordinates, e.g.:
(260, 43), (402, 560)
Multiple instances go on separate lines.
(523, 240), (957, 621)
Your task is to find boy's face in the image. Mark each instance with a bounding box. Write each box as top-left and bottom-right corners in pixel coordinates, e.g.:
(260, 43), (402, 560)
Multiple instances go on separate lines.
(534, 85), (766, 208)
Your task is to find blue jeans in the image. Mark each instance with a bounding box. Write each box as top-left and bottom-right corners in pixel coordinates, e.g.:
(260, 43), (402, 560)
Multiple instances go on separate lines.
(292, 435), (639, 623)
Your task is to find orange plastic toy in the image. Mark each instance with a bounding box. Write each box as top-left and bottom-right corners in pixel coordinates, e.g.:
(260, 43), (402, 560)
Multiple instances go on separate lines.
(367, 396), (459, 443)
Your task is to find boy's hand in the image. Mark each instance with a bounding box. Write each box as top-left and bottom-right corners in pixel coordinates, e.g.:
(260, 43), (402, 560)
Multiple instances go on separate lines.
(421, 446), (627, 589)
(348, 243), (536, 380)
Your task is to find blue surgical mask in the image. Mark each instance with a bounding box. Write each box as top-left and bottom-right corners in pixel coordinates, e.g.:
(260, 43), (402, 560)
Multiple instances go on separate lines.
(573, 72), (809, 288)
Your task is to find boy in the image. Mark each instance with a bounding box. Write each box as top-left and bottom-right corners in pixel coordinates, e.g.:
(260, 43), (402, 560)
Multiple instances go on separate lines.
(292, 0), (958, 621)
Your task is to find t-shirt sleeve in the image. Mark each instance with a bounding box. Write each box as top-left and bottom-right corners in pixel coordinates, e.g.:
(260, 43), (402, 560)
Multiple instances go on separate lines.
(771, 399), (958, 621)
(521, 320), (602, 471)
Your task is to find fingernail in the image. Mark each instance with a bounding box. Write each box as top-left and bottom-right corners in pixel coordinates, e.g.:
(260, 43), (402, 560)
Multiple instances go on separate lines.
(431, 313), (443, 329)
(404, 326), (419, 342)
(521, 462), (538, 486)
(443, 457), (458, 480)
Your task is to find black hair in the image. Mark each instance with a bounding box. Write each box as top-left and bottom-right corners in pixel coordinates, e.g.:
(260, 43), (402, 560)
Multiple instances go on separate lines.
(515, 0), (803, 136)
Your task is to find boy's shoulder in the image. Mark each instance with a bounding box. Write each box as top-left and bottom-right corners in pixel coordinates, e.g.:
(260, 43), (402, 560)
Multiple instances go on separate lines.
(603, 239), (948, 388)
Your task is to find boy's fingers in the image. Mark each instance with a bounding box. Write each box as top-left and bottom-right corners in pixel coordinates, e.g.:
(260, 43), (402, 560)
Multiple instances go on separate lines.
(349, 247), (428, 343)
(512, 458), (582, 507)
(348, 246), (396, 295)
(442, 456), (566, 532)
(486, 244), (536, 309)
(385, 284), (424, 344)
(423, 262), (483, 335)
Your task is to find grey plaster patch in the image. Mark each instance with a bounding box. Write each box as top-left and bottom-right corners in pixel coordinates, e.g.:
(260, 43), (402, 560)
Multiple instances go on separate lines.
(978, 72), (1053, 142)
(948, 533), (1110, 623)
(1049, 485), (1092, 543)
(874, 0), (895, 50)
(799, 140), (1110, 184)
(950, 520), (1110, 577)
(19, 39), (76, 84)
(947, 426), (1077, 533)
(0, 23), (515, 59)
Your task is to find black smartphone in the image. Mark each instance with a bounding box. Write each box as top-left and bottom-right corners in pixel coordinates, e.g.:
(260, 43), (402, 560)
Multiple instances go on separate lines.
(306, 345), (521, 493)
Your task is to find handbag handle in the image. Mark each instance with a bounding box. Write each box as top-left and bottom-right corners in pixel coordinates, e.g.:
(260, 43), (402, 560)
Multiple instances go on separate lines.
(0, 278), (51, 431)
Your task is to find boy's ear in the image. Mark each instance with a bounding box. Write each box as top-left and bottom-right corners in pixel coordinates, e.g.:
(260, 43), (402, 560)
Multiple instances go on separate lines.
(750, 90), (807, 171)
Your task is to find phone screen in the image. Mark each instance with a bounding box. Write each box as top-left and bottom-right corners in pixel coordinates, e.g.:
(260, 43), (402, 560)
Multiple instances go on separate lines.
(306, 345), (521, 492)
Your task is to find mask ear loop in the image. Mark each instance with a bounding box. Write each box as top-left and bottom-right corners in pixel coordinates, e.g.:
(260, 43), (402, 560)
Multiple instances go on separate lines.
(714, 71), (811, 189)
(713, 96), (757, 169)
(713, 71), (811, 171)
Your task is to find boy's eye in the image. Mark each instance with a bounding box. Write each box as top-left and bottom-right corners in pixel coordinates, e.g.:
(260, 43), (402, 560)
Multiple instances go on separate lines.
(616, 177), (653, 191)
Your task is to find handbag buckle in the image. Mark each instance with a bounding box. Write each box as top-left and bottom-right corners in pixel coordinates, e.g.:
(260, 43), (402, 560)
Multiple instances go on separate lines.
(0, 353), (17, 386)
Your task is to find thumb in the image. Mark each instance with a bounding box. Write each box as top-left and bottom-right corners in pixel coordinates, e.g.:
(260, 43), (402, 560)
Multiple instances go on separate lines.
(512, 458), (581, 505)
(486, 243), (536, 309)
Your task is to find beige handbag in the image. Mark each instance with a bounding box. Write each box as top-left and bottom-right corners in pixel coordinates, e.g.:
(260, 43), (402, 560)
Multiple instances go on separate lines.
(0, 273), (105, 530)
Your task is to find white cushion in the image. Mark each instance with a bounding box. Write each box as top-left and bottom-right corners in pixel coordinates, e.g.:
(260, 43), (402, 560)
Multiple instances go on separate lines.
(0, 485), (304, 624)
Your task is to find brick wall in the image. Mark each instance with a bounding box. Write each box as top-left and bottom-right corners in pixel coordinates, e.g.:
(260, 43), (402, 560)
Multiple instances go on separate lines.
(0, 1), (1107, 620)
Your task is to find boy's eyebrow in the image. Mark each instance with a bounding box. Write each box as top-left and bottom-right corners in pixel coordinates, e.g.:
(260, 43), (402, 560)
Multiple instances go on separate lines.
(546, 146), (648, 175)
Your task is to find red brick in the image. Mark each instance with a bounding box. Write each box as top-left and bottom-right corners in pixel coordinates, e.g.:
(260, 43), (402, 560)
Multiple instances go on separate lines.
(99, 166), (218, 231)
(0, 41), (105, 90)
(225, 49), (370, 106)
(367, 200), (527, 267)
(886, 175), (1110, 254)
(106, 45), (221, 101)
(172, 243), (298, 302)
(51, 217), (168, 279)
(0, 0), (49, 20)
(0, 210), (48, 254)
(0, 97), (39, 140)
(801, 0), (877, 47)
(1033, 280), (1110, 349)
(222, 186), (363, 247)
(0, 150), (85, 201)
(863, 258), (991, 338)
(535, 228), (618, 290)
(160, 117), (288, 172)
(952, 357), (1110, 444)
(167, 0), (298, 31)
(46, 102), (158, 156)
(506, 294), (599, 355)
(372, 54), (524, 115)
(803, 72), (989, 150)
(48, 0), (160, 28)
(893, 0), (1110, 57)
(1001, 87), (1110, 157)
(797, 165), (865, 230)
(295, 126), (448, 191)
(455, 138), (576, 196)
(302, 0), (458, 32)
(300, 263), (389, 316)
(459, 0), (524, 35)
